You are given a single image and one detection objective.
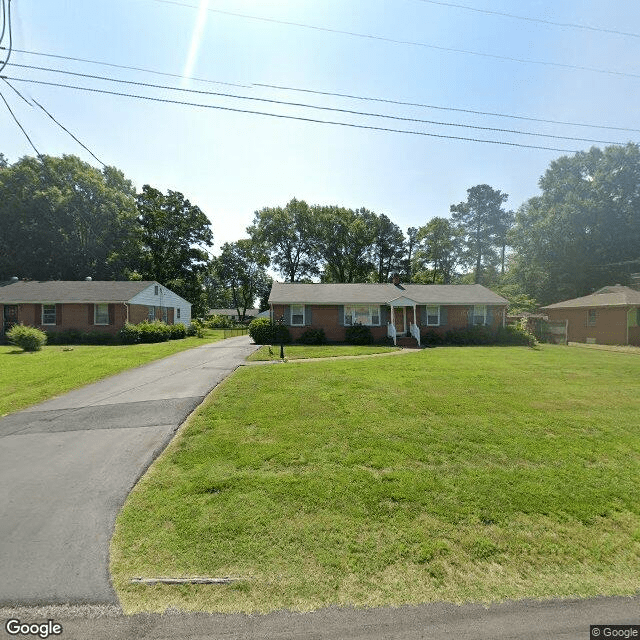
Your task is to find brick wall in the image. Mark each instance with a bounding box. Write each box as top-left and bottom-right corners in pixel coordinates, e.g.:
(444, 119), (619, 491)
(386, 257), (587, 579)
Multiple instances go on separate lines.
(546, 307), (628, 345)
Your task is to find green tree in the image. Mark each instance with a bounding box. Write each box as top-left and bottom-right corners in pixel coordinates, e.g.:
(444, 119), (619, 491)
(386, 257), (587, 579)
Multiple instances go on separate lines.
(371, 212), (406, 283)
(248, 198), (319, 282)
(402, 226), (419, 281)
(415, 217), (463, 283)
(0, 154), (138, 280)
(510, 144), (640, 304)
(450, 184), (509, 283)
(135, 185), (213, 316)
(215, 240), (271, 321)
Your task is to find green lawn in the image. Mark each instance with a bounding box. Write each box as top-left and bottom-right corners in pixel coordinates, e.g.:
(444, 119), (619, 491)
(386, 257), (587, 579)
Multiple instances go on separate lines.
(247, 344), (401, 361)
(0, 329), (225, 416)
(111, 345), (640, 613)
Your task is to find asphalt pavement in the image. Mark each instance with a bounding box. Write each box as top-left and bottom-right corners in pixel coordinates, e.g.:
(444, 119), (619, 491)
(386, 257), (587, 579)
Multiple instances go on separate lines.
(0, 335), (258, 606)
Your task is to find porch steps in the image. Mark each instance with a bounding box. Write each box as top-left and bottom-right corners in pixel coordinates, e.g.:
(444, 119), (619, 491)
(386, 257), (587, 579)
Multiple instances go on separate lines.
(395, 336), (421, 349)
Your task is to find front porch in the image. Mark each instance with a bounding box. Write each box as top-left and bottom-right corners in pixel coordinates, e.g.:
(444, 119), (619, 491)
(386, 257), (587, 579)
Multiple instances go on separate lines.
(387, 296), (421, 347)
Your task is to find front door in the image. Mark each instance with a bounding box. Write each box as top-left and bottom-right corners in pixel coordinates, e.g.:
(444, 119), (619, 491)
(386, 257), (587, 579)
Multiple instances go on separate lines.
(392, 306), (406, 335)
(3, 305), (18, 335)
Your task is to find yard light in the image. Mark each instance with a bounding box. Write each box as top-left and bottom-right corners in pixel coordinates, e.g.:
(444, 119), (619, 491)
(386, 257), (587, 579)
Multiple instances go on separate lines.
(278, 315), (285, 360)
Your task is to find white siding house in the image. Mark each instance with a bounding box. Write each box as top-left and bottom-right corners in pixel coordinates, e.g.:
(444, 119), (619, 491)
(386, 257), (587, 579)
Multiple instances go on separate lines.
(129, 283), (192, 326)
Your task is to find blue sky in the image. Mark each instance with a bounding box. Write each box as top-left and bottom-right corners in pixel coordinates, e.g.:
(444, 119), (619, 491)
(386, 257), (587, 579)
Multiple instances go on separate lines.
(2, 0), (640, 251)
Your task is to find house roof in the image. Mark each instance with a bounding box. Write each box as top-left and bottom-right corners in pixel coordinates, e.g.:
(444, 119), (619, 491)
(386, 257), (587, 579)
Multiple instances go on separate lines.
(269, 282), (508, 305)
(208, 308), (260, 316)
(0, 280), (157, 303)
(541, 285), (640, 310)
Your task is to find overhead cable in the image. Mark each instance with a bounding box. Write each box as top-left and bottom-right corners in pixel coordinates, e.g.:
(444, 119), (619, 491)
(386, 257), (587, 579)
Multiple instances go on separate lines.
(6, 47), (640, 134)
(4, 75), (580, 152)
(5, 62), (626, 145)
(149, 0), (640, 81)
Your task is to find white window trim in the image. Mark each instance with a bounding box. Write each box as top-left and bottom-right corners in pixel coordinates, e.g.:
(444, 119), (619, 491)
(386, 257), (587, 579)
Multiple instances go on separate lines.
(425, 305), (440, 326)
(94, 303), (109, 326)
(473, 305), (487, 325)
(290, 304), (305, 326)
(42, 303), (56, 326)
(344, 305), (381, 327)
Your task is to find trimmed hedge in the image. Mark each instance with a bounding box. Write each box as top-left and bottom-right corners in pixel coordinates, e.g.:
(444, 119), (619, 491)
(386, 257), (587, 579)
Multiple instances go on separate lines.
(248, 317), (291, 345)
(298, 328), (327, 345)
(421, 324), (536, 347)
(345, 323), (373, 345)
(7, 324), (47, 352)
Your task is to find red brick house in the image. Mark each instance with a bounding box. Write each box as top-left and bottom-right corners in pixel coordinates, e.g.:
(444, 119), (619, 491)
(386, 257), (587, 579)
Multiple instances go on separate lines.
(269, 281), (508, 346)
(541, 283), (640, 346)
(0, 279), (192, 337)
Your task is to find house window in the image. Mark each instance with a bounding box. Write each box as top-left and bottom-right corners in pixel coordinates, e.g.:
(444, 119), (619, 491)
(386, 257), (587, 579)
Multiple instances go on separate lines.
(587, 309), (597, 326)
(154, 285), (159, 295)
(344, 305), (380, 326)
(42, 304), (56, 325)
(94, 303), (109, 325)
(473, 305), (487, 325)
(177, 308), (181, 319)
(148, 306), (155, 321)
(291, 304), (305, 326)
(426, 305), (440, 326)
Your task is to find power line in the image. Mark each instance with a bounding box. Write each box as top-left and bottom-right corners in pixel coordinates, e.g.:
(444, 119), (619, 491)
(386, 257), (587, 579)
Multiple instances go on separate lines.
(6, 62), (626, 146)
(149, 0), (640, 81)
(412, 0), (640, 39)
(0, 0), (12, 76)
(7, 47), (640, 134)
(0, 89), (41, 157)
(4, 75), (580, 152)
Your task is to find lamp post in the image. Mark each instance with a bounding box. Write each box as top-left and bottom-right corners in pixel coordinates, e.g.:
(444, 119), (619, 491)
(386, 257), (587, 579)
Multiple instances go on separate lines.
(278, 315), (285, 360)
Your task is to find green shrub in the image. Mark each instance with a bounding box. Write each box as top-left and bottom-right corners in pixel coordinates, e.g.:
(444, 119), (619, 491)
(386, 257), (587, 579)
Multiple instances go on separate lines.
(7, 324), (47, 352)
(169, 323), (187, 340)
(186, 319), (205, 338)
(345, 323), (373, 345)
(83, 331), (115, 345)
(118, 323), (140, 344)
(248, 317), (291, 345)
(421, 329), (444, 346)
(137, 320), (171, 343)
(46, 329), (83, 345)
(206, 314), (235, 329)
(444, 325), (494, 346)
(495, 324), (537, 347)
(298, 328), (327, 345)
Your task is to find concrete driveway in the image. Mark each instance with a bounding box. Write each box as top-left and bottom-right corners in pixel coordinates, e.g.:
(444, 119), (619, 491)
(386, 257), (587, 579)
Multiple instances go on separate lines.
(0, 335), (258, 606)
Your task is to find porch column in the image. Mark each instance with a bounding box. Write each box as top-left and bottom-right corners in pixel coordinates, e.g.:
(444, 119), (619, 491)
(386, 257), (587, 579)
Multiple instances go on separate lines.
(391, 304), (395, 327)
(413, 304), (417, 328)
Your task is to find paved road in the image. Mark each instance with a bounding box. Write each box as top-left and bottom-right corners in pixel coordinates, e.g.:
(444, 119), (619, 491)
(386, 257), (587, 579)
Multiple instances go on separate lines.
(1, 595), (638, 639)
(0, 335), (258, 606)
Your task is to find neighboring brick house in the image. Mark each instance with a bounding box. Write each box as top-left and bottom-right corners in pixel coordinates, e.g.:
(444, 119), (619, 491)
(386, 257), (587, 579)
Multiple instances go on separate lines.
(541, 282), (640, 346)
(0, 279), (192, 337)
(268, 279), (508, 346)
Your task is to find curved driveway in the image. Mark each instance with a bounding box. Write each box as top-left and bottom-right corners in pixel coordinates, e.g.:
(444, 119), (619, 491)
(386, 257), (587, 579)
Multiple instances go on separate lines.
(0, 335), (258, 606)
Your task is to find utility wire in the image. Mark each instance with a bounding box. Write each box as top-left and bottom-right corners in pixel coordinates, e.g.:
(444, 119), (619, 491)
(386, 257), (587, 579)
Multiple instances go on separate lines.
(0, 0), (11, 76)
(5, 62), (626, 145)
(0, 89), (41, 157)
(149, 0), (640, 81)
(4, 76), (580, 152)
(1, 46), (250, 88)
(6, 47), (640, 134)
(412, 0), (640, 39)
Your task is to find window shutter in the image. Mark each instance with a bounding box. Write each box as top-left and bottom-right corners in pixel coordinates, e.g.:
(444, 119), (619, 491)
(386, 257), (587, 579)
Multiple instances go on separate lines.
(56, 303), (62, 325)
(88, 304), (94, 326)
(337, 305), (344, 326)
(381, 305), (390, 325)
(420, 306), (427, 325)
(35, 304), (42, 325)
(440, 307), (448, 326)
(108, 304), (115, 325)
(305, 305), (313, 326)
(283, 305), (291, 325)
(486, 307), (494, 326)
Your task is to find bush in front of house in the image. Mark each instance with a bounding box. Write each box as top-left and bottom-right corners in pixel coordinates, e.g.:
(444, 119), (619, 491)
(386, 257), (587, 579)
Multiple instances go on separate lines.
(444, 325), (494, 346)
(248, 317), (291, 345)
(45, 329), (83, 345)
(495, 324), (537, 347)
(421, 329), (444, 346)
(83, 331), (115, 345)
(7, 324), (47, 352)
(169, 323), (187, 340)
(206, 314), (235, 329)
(345, 323), (373, 345)
(118, 323), (140, 344)
(137, 320), (171, 343)
(297, 328), (327, 345)
(186, 319), (205, 338)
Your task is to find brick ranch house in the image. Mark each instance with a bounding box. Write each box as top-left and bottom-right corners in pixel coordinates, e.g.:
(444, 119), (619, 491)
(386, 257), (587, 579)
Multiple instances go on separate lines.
(268, 280), (509, 347)
(0, 279), (192, 337)
(541, 280), (640, 346)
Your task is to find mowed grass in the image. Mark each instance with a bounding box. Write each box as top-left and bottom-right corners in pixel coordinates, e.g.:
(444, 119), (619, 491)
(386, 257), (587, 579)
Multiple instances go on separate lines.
(247, 344), (400, 361)
(111, 345), (640, 613)
(0, 330), (226, 416)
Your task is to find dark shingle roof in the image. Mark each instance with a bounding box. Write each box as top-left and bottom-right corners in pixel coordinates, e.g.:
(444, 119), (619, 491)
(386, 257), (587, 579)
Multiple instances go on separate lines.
(0, 280), (156, 303)
(269, 282), (508, 305)
(541, 285), (640, 309)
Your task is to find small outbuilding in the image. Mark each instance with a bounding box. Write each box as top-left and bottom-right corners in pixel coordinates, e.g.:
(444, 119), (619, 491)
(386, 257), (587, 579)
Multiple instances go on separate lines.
(0, 279), (191, 337)
(541, 280), (640, 346)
